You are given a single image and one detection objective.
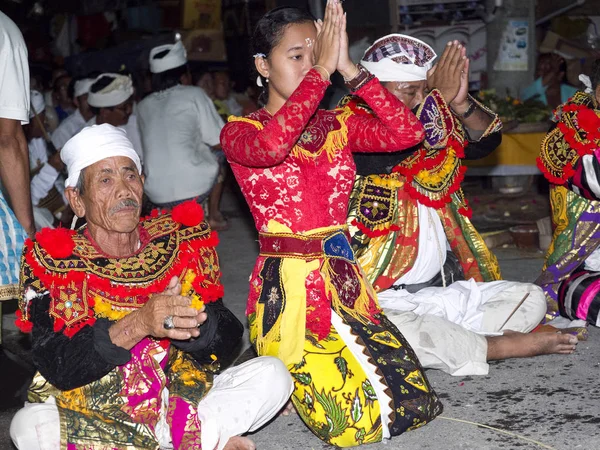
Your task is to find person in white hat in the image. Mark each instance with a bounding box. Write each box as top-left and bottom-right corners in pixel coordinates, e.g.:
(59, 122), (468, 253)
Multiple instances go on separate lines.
(50, 76), (96, 151)
(0, 10), (35, 301)
(24, 90), (67, 229)
(10, 123), (292, 450)
(85, 73), (144, 164)
(137, 38), (225, 227)
(345, 34), (578, 377)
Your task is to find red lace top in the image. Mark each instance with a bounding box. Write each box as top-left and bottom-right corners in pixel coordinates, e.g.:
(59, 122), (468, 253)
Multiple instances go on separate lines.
(220, 69), (425, 233)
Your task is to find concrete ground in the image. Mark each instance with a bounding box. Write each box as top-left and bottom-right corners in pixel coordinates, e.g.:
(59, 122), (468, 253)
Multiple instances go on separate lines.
(2, 188), (600, 450)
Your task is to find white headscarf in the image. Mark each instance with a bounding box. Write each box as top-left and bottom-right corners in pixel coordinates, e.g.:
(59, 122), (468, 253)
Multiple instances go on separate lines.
(29, 90), (45, 118)
(149, 40), (187, 74)
(62, 124), (142, 188)
(361, 34), (437, 82)
(87, 73), (134, 108)
(74, 78), (95, 98)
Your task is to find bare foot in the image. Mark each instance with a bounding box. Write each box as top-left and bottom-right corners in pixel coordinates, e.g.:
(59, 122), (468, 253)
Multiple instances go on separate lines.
(280, 400), (296, 416)
(223, 436), (256, 450)
(487, 331), (578, 361)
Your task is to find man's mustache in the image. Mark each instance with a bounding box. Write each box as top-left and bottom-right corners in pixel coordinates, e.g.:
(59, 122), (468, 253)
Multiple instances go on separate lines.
(110, 198), (140, 214)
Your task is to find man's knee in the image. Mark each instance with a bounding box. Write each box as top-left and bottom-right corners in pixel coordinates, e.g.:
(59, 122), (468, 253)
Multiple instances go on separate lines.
(253, 356), (294, 399)
(10, 402), (60, 450)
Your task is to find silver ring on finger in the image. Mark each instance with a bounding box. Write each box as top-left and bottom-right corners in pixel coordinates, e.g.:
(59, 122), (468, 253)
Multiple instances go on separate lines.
(163, 315), (175, 330)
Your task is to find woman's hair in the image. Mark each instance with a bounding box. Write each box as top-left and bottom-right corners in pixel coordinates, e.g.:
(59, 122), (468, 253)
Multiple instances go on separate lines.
(252, 6), (314, 104)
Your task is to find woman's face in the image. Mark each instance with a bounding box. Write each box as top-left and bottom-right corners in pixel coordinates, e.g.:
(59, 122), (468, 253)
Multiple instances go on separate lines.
(257, 22), (317, 105)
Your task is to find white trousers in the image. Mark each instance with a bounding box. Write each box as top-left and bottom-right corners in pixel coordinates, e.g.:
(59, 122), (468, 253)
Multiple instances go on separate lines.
(382, 281), (546, 376)
(10, 356), (293, 450)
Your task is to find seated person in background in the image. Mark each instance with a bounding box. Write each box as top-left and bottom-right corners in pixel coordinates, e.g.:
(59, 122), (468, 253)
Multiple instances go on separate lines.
(194, 69), (215, 98)
(86, 72), (144, 165)
(213, 71), (243, 119)
(50, 77), (95, 151)
(536, 60), (600, 332)
(10, 124), (292, 450)
(26, 90), (67, 229)
(51, 74), (75, 123)
(345, 34), (577, 376)
(521, 53), (578, 109)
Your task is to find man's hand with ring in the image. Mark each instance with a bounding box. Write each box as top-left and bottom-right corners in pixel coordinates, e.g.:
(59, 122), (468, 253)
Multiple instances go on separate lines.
(138, 276), (204, 340)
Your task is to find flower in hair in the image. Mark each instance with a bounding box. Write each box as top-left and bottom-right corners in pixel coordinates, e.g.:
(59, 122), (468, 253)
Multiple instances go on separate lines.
(253, 53), (266, 59)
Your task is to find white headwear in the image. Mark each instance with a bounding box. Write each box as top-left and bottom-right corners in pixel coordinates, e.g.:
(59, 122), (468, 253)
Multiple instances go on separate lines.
(361, 34), (437, 82)
(149, 40), (187, 74)
(87, 73), (134, 108)
(62, 124), (142, 188)
(579, 74), (593, 94)
(74, 78), (95, 98)
(30, 90), (45, 118)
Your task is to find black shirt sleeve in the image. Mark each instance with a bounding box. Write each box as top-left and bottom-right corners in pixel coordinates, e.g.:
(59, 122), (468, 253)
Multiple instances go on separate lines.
(30, 294), (130, 391)
(463, 131), (502, 160)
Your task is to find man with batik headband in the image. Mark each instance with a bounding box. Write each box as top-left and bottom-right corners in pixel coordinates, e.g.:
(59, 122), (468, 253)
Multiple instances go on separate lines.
(344, 34), (577, 376)
(536, 60), (600, 332)
(10, 123), (292, 450)
(86, 73), (144, 164)
(51, 77), (95, 151)
(138, 38), (225, 228)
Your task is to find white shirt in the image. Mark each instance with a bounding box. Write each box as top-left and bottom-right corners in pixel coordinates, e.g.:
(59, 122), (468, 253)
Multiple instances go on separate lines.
(0, 11), (30, 123)
(393, 202), (449, 286)
(28, 138), (61, 206)
(137, 85), (224, 204)
(51, 109), (87, 150)
(84, 114), (144, 165)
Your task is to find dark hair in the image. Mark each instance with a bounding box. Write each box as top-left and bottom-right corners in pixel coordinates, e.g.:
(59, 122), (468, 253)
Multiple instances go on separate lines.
(150, 49), (189, 92)
(89, 75), (118, 115)
(252, 7), (314, 104)
(591, 59), (600, 91)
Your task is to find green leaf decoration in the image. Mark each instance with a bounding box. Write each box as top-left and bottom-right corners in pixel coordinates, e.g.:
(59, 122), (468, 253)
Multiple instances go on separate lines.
(314, 388), (349, 438)
(355, 427), (366, 445)
(334, 356), (348, 383)
(362, 380), (377, 402)
(292, 372), (312, 386)
(304, 391), (314, 411)
(293, 357), (307, 370)
(350, 388), (363, 423)
(306, 334), (325, 349)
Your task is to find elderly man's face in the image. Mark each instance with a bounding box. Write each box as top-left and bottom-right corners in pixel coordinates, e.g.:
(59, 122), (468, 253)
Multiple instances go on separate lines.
(382, 80), (427, 110)
(67, 156), (143, 234)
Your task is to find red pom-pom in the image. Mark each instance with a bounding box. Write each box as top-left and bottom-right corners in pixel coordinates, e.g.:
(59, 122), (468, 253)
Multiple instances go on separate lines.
(172, 200), (205, 227)
(36, 227), (76, 259)
(577, 108), (600, 132)
(15, 310), (32, 333)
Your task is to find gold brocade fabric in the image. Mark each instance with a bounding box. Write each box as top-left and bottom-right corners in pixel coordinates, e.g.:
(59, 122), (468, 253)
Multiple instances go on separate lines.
(348, 172), (500, 292)
(536, 185), (600, 322)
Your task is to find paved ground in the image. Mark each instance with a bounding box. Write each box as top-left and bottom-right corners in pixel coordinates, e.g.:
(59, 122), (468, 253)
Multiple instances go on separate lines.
(2, 187), (600, 450)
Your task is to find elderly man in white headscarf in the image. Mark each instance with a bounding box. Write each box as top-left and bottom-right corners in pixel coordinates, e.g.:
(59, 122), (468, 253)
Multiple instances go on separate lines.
(344, 34), (578, 377)
(25, 90), (67, 229)
(137, 38), (225, 227)
(11, 123), (292, 450)
(85, 72), (144, 164)
(50, 77), (96, 151)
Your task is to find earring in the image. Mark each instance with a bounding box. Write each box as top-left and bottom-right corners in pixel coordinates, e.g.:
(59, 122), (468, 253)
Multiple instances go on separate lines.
(256, 76), (263, 87)
(266, 78), (269, 83)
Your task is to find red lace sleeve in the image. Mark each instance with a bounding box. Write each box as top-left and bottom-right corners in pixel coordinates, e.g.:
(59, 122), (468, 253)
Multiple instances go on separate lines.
(346, 77), (425, 152)
(220, 69), (330, 167)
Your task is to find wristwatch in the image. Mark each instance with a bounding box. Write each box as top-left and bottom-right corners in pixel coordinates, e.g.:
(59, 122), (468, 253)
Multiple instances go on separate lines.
(344, 64), (374, 92)
(453, 100), (476, 119)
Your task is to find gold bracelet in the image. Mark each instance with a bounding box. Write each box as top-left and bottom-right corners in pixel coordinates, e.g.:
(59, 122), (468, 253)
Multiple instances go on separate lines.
(342, 65), (360, 82)
(312, 65), (331, 81)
